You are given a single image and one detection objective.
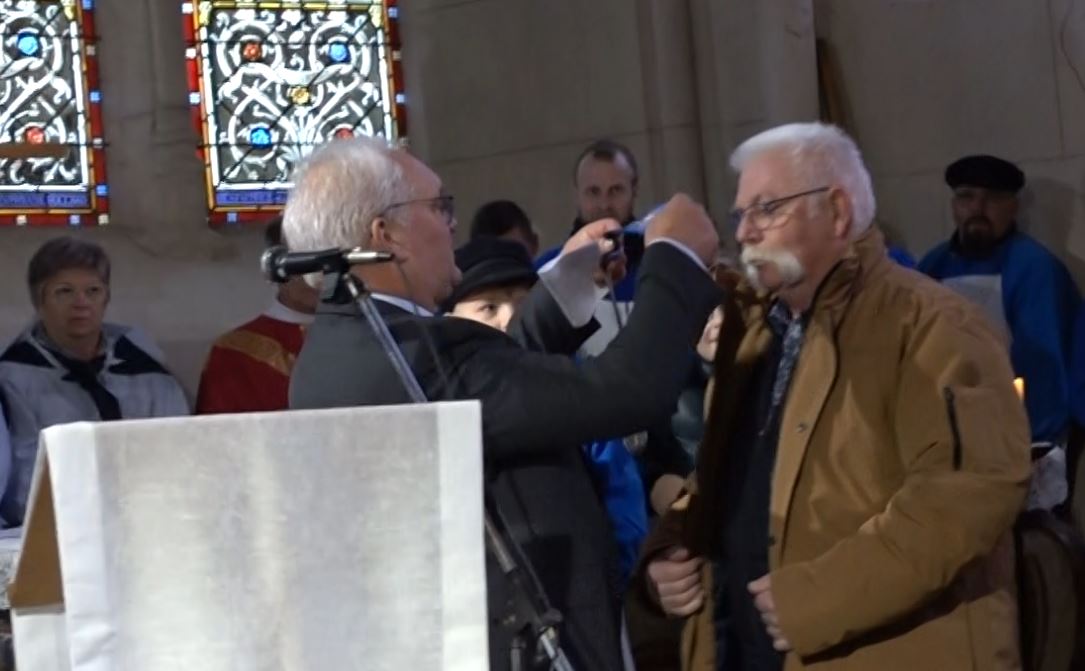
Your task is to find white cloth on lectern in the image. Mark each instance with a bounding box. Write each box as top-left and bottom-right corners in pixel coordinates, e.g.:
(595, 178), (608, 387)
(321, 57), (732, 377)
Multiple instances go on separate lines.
(17, 402), (486, 671)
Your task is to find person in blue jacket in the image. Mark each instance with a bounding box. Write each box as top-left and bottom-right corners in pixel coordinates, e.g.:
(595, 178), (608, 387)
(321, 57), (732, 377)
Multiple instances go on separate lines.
(919, 155), (1081, 508)
(887, 244), (915, 268)
(1071, 302), (1085, 430)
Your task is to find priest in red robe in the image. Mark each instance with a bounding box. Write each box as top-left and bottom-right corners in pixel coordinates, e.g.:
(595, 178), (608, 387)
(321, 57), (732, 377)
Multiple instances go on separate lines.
(196, 220), (319, 414)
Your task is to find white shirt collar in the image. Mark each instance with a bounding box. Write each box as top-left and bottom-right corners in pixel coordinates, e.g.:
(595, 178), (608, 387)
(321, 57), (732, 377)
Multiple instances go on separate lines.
(264, 298), (315, 325)
(369, 292), (435, 317)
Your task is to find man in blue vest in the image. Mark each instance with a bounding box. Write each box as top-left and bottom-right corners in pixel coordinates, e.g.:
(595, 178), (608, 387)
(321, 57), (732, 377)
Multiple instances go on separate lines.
(919, 154), (1081, 509)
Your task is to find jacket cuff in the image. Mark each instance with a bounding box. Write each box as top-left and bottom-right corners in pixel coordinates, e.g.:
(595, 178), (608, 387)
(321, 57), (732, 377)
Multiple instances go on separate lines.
(537, 245), (608, 328)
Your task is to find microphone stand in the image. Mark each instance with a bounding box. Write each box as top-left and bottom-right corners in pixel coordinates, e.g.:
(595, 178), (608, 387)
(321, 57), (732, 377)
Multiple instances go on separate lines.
(334, 270), (575, 671)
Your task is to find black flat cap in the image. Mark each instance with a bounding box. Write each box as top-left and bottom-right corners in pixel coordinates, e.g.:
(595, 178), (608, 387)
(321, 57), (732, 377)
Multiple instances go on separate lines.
(945, 155), (1025, 193)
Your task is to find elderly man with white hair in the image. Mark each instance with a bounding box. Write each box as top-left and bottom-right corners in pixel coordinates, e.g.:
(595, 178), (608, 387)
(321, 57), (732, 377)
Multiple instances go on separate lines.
(640, 123), (1030, 670)
(284, 137), (722, 670)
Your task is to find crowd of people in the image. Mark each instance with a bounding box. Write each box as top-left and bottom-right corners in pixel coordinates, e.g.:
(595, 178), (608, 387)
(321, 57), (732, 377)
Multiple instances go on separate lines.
(0, 122), (1082, 670)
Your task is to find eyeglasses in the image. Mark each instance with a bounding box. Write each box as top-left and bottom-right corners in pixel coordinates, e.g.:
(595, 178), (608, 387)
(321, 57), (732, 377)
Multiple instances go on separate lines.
(728, 186), (831, 232)
(383, 194), (456, 227)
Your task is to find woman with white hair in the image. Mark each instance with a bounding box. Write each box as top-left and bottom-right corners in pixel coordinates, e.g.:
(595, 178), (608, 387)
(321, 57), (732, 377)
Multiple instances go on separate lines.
(0, 236), (188, 526)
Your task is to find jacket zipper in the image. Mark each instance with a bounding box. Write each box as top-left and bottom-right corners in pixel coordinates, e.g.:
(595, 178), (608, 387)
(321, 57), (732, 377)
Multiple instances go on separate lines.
(943, 387), (962, 470)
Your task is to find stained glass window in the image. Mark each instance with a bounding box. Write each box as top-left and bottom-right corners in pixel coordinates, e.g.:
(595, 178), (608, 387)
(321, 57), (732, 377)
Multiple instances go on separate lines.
(183, 0), (405, 226)
(0, 0), (109, 227)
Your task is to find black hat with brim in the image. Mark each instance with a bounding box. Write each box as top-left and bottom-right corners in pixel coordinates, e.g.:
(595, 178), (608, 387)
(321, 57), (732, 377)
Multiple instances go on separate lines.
(442, 237), (538, 312)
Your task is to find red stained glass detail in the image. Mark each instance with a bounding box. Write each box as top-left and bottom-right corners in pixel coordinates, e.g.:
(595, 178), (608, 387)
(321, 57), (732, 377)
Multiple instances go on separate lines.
(241, 41), (263, 62)
(24, 127), (46, 144)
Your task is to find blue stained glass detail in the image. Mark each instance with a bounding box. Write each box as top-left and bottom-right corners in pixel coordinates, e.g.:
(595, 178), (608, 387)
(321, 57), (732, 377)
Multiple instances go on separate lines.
(395, 93), (406, 104)
(89, 90), (101, 103)
(16, 32), (40, 57)
(0, 193), (48, 208)
(83, 0), (94, 9)
(96, 184), (108, 197)
(388, 7), (398, 18)
(249, 126), (272, 148)
(328, 43), (350, 64)
(216, 189), (287, 206)
(48, 193), (90, 208)
(1, 192), (90, 210)
(226, 212), (239, 223)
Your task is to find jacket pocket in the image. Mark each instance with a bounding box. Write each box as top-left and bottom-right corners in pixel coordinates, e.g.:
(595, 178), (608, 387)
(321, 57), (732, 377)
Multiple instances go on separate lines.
(938, 384), (1028, 476)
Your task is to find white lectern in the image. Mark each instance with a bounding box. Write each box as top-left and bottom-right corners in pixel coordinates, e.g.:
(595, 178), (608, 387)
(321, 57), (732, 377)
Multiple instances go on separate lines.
(7, 403), (487, 671)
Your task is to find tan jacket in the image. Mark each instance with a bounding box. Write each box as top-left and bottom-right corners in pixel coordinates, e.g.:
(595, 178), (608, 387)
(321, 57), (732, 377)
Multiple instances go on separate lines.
(642, 229), (1030, 670)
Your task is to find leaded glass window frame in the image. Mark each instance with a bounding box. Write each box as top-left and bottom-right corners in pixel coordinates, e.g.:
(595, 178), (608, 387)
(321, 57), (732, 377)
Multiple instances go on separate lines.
(182, 0), (406, 226)
(0, 0), (109, 227)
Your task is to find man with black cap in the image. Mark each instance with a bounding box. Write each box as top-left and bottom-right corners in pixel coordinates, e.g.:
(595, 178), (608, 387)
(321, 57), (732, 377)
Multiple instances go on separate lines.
(919, 154), (1081, 509)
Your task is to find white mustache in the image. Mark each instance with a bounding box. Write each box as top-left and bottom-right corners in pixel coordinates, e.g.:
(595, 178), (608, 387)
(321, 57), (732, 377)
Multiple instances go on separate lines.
(739, 246), (806, 289)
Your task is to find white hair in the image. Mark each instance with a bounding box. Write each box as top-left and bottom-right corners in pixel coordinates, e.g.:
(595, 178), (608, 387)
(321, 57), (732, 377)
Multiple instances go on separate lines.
(730, 122), (876, 237)
(282, 136), (414, 253)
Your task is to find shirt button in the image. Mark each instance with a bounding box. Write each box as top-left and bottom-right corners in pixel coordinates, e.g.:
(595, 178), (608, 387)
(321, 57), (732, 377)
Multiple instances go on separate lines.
(797, 422), (809, 433)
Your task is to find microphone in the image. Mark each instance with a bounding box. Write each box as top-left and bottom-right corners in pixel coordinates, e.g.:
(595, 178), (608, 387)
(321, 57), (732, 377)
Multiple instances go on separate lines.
(260, 245), (395, 283)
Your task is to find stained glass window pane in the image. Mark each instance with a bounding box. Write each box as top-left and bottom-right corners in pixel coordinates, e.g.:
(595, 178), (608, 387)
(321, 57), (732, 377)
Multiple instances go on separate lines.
(183, 0), (405, 225)
(0, 0), (109, 227)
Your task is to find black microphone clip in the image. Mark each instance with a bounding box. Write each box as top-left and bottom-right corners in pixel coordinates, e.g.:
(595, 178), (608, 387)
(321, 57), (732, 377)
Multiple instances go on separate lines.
(260, 245), (395, 283)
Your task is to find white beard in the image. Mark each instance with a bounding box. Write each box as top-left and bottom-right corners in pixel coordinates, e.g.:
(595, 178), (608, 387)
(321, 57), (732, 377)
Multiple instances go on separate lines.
(740, 246), (806, 292)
